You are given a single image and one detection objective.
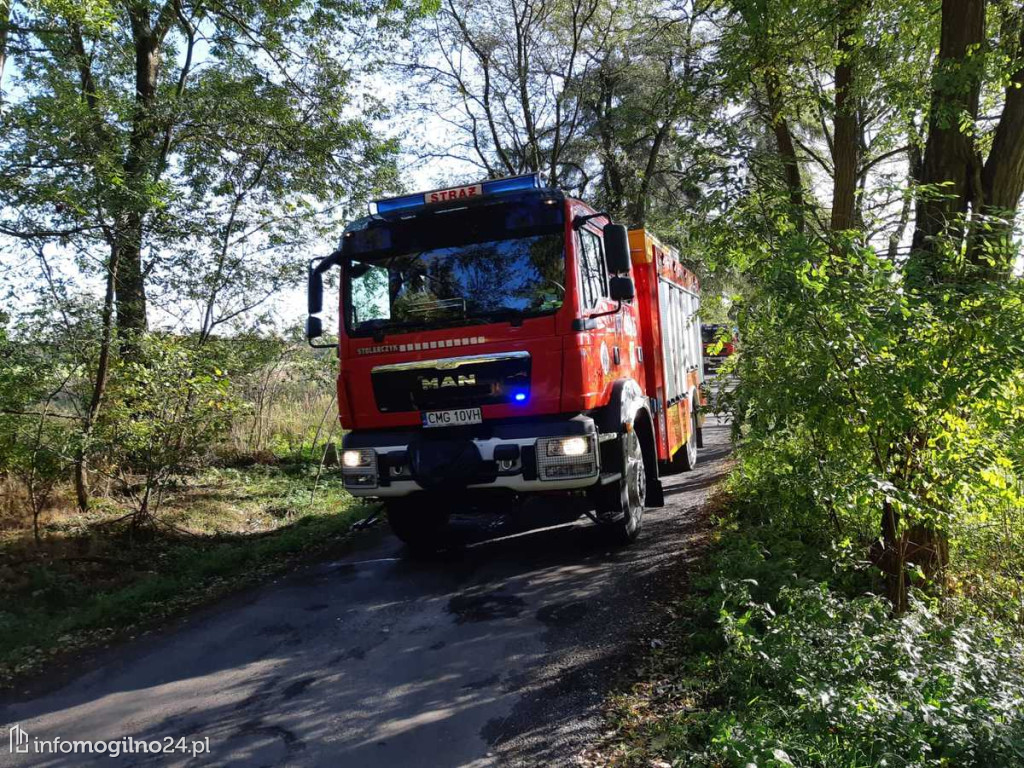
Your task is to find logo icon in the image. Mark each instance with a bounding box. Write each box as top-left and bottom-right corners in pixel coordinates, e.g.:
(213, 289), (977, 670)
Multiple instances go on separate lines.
(420, 374), (476, 390)
(9, 724), (29, 754)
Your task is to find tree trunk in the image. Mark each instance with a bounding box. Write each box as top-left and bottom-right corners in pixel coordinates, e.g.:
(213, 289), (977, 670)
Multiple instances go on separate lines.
(887, 144), (922, 261)
(115, 21), (165, 339)
(73, 454), (90, 512)
(765, 72), (805, 232)
(830, 1), (860, 232)
(976, 22), (1024, 271)
(114, 214), (148, 338)
(627, 118), (672, 229)
(904, 523), (950, 581)
(981, 42), (1024, 212)
(595, 70), (627, 218)
(75, 247), (119, 512)
(896, 0), (987, 601)
(881, 499), (907, 614)
(909, 0), (986, 282)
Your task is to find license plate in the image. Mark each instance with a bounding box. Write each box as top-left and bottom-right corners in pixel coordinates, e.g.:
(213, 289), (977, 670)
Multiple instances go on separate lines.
(421, 407), (483, 428)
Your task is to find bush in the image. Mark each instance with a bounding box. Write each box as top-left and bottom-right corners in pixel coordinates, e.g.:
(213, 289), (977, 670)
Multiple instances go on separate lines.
(606, 511), (1024, 768)
(717, 215), (1024, 610)
(95, 334), (242, 523)
(710, 580), (1024, 767)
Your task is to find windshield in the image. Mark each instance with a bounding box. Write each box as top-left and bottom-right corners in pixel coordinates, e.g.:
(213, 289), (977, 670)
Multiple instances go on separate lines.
(702, 325), (725, 344)
(344, 201), (565, 336)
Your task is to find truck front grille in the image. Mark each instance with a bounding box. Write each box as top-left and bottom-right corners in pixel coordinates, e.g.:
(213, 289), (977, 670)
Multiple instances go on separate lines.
(371, 351), (531, 413)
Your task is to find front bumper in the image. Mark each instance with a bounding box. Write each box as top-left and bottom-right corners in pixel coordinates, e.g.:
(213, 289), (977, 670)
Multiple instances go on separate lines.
(340, 415), (606, 498)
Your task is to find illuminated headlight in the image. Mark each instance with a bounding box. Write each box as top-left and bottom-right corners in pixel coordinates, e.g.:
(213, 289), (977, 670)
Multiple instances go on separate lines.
(341, 449), (377, 489)
(536, 435), (598, 481)
(342, 450), (371, 468)
(546, 437), (589, 457)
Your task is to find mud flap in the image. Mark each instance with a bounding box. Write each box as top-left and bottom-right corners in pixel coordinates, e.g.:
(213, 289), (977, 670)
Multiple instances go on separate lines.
(647, 477), (665, 507)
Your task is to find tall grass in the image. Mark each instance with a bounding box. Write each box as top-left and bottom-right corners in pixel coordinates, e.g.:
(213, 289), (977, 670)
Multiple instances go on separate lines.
(225, 378), (339, 463)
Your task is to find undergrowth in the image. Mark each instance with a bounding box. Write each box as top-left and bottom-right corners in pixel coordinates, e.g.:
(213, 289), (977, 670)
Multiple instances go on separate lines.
(0, 466), (370, 687)
(594, 498), (1024, 768)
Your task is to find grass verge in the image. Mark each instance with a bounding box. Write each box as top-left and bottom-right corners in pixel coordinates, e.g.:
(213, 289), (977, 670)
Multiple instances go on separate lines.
(585, 495), (1024, 768)
(0, 464), (371, 688)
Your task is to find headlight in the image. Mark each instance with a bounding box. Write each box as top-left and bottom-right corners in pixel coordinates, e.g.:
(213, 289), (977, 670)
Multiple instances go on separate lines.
(343, 449), (373, 468)
(341, 449), (377, 489)
(536, 435), (597, 481)
(547, 436), (589, 457)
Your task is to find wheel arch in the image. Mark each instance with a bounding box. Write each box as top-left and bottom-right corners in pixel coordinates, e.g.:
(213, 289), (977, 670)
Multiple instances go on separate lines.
(595, 378), (649, 434)
(689, 385), (704, 448)
(596, 378), (663, 507)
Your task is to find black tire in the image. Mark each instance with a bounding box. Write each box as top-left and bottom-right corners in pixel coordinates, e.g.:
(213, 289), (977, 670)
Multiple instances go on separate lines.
(386, 498), (450, 553)
(596, 429), (647, 545)
(695, 397), (704, 449)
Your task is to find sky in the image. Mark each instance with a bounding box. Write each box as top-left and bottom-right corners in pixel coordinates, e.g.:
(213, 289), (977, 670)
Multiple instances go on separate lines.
(1, 7), (1021, 338)
(0, 12), (472, 337)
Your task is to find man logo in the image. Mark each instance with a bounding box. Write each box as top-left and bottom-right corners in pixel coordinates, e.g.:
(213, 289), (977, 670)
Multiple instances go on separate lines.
(420, 374), (476, 390)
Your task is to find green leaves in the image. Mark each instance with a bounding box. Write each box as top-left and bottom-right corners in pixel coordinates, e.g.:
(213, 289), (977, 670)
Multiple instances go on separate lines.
(2, 0), (410, 343)
(598, 507), (1024, 768)
(727, 213), (1024, 566)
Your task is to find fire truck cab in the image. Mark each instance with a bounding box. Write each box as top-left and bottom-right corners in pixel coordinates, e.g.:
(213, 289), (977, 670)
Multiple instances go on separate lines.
(307, 174), (703, 550)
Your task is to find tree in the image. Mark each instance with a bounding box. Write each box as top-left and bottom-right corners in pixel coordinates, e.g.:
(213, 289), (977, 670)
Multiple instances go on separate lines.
(0, 0), (420, 509)
(406, 0), (603, 187)
(406, 0), (726, 234)
(580, 0), (723, 229)
(0, 0), (408, 339)
(724, 0), (938, 239)
(720, 0), (1024, 615)
(874, 0), (1024, 605)
(910, 0), (1024, 281)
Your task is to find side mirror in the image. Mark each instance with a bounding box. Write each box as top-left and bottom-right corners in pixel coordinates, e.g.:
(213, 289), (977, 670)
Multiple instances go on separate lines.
(609, 275), (635, 302)
(308, 259), (324, 315)
(604, 224), (631, 274)
(306, 250), (342, 349)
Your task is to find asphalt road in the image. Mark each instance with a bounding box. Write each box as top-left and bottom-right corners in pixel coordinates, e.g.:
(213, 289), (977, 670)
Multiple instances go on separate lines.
(1, 416), (731, 768)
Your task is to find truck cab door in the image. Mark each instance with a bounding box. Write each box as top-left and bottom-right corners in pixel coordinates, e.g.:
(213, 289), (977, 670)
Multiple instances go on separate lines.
(577, 226), (641, 384)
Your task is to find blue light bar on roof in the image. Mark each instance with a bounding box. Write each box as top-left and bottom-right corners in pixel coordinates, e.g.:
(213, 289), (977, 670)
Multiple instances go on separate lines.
(371, 193), (423, 215)
(482, 174), (543, 195)
(370, 173), (543, 216)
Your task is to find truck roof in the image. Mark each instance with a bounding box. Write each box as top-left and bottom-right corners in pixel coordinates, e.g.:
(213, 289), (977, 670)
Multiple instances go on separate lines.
(344, 174), (565, 236)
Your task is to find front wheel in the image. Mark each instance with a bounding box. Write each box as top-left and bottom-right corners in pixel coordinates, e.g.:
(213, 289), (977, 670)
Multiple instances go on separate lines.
(386, 498), (450, 553)
(596, 429), (646, 545)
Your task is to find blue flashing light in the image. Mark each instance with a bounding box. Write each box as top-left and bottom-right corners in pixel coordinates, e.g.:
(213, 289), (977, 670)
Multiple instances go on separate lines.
(371, 174), (544, 217)
(481, 174), (543, 196)
(513, 391), (528, 403)
(371, 193), (424, 216)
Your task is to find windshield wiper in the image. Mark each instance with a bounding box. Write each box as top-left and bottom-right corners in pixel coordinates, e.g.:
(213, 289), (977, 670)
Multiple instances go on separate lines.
(472, 308), (527, 327)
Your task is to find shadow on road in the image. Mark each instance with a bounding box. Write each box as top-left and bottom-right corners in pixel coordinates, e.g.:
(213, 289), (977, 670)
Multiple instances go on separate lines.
(0, 419), (733, 768)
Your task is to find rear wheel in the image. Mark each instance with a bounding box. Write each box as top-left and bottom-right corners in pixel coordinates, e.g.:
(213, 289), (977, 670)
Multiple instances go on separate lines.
(386, 498), (450, 553)
(679, 399), (699, 471)
(596, 429), (646, 545)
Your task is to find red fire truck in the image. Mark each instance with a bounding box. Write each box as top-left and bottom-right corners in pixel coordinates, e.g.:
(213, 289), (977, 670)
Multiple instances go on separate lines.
(307, 174), (704, 549)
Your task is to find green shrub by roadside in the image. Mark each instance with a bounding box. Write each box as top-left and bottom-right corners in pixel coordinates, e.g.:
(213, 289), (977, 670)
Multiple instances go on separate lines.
(595, 503), (1024, 768)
